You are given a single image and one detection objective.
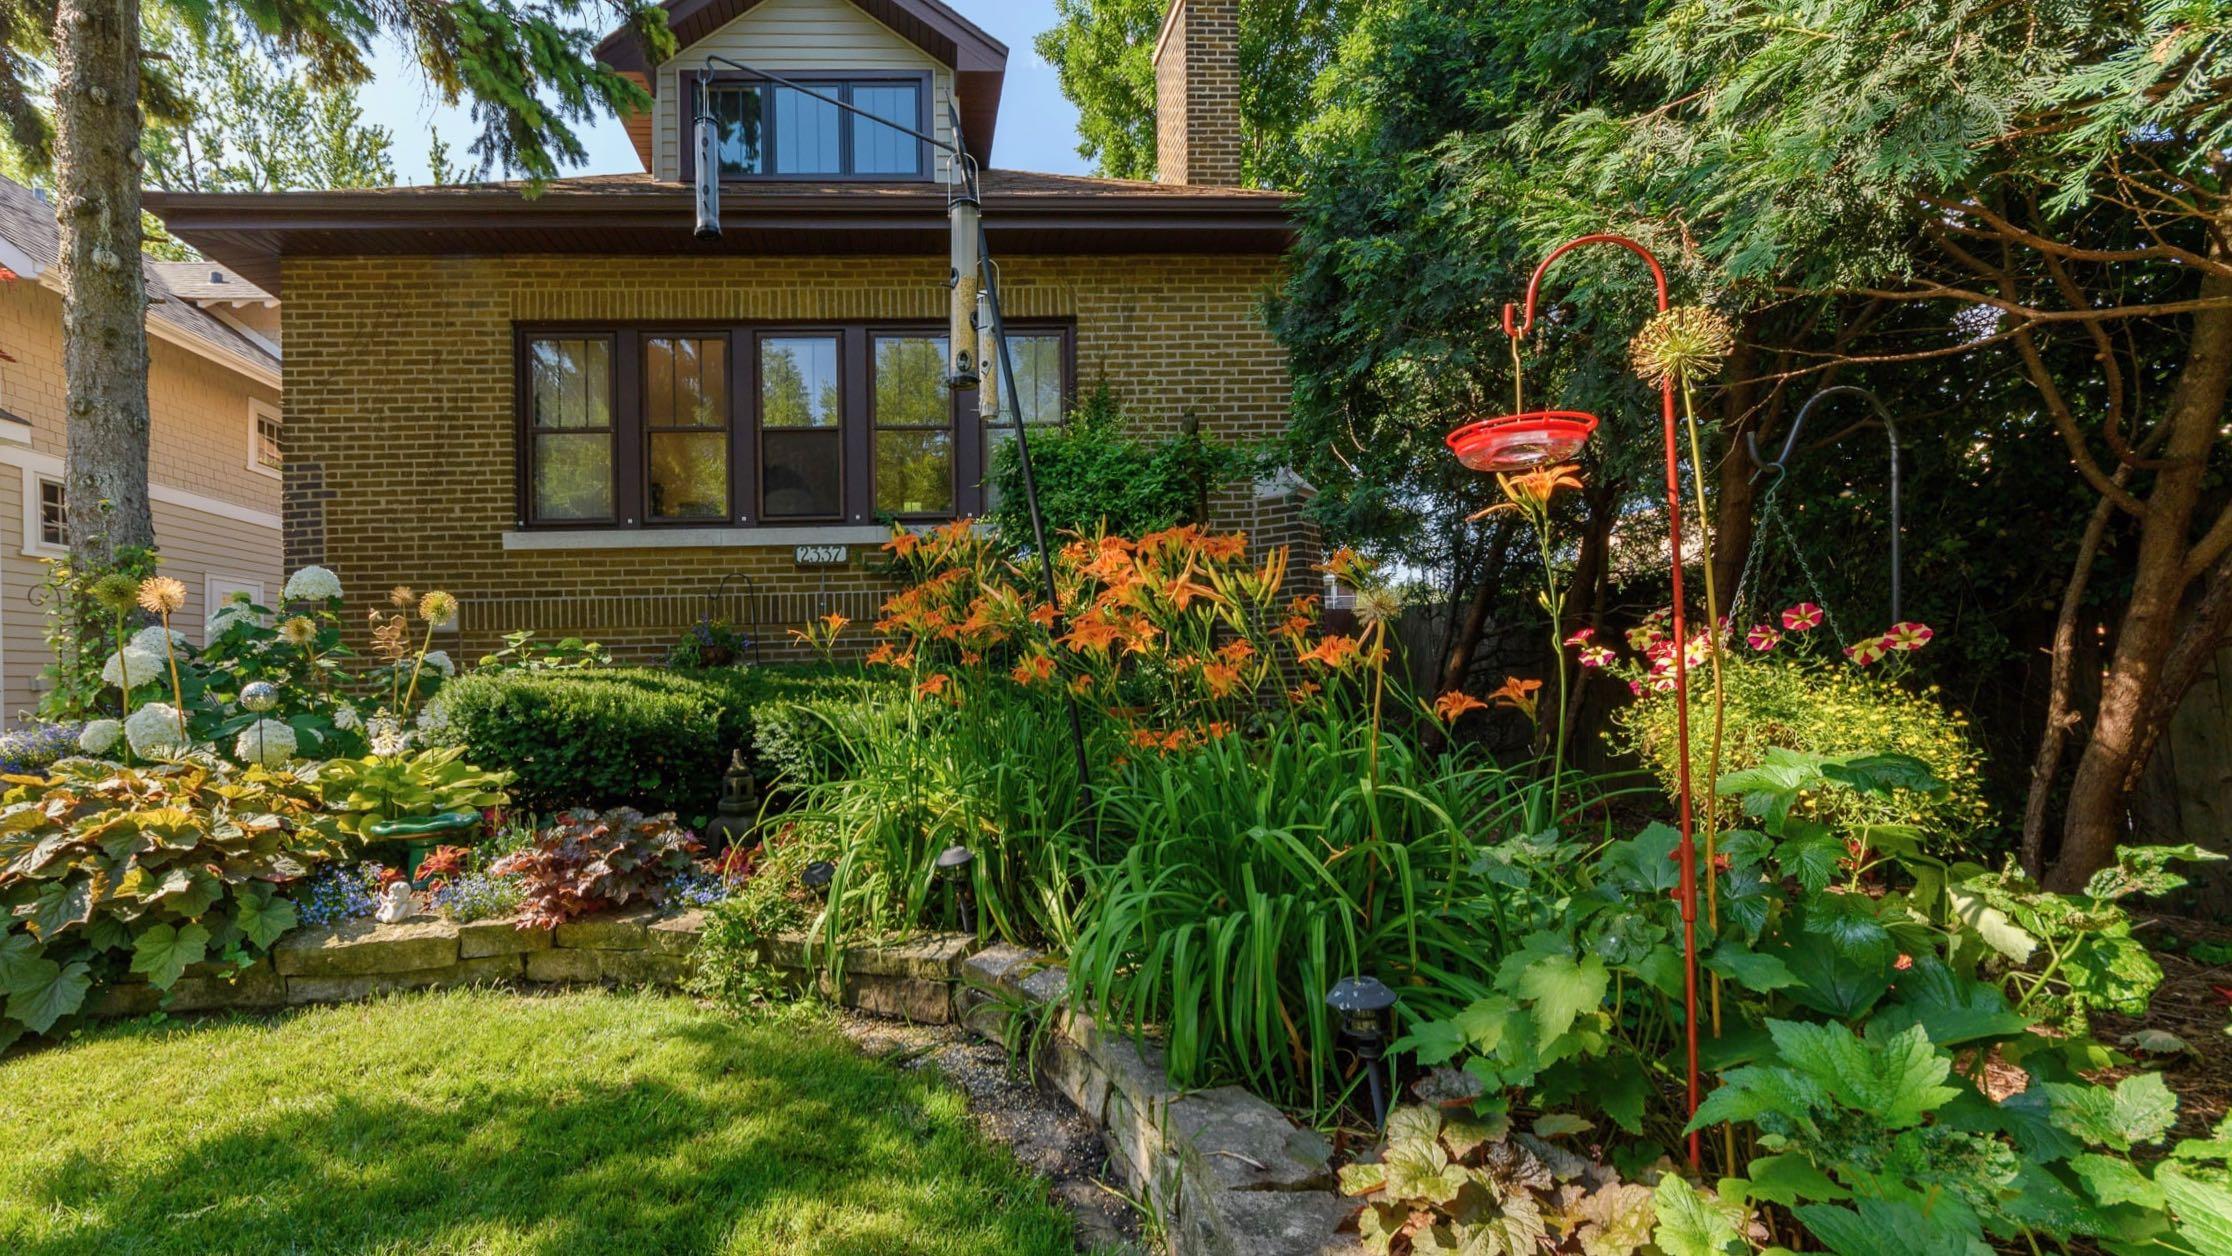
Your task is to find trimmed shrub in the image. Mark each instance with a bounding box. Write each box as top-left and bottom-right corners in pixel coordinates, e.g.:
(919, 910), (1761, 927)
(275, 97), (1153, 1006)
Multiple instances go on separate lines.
(439, 665), (881, 817)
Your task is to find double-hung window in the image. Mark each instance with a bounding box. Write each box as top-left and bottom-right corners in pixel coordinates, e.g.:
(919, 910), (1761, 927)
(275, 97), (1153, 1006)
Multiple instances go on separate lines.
(516, 323), (1072, 532)
(697, 76), (929, 180)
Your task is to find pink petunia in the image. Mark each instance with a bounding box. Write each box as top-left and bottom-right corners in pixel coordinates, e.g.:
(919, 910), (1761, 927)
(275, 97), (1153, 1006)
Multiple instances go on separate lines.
(1578, 645), (1615, 669)
(1782, 603), (1824, 632)
(1627, 623), (1664, 653)
(1844, 637), (1889, 666)
(1627, 680), (1644, 697)
(1746, 624), (1783, 652)
(1884, 621), (1934, 652)
(1564, 626), (1596, 647)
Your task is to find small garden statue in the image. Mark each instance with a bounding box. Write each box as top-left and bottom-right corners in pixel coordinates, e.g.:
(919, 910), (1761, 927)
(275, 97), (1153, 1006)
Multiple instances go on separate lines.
(373, 881), (417, 924)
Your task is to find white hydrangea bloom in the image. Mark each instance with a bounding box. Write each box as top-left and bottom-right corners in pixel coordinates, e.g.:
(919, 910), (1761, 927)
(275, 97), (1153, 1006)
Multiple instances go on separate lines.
(414, 699), (450, 735)
(130, 625), (192, 655)
(78, 719), (122, 755)
(102, 644), (168, 691)
(282, 565), (343, 602)
(233, 719), (298, 767)
(123, 703), (188, 758)
(333, 703), (362, 732)
(421, 650), (455, 677)
(207, 599), (260, 635)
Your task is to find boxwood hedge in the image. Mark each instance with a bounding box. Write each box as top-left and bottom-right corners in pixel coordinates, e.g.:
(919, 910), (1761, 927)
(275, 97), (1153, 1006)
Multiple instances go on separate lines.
(439, 666), (880, 818)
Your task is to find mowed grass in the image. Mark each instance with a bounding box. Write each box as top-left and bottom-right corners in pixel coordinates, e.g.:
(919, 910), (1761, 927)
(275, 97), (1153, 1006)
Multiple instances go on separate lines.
(0, 988), (1076, 1255)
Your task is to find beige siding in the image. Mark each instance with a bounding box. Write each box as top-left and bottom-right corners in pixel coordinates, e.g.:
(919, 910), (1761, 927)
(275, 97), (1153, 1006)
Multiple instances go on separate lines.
(652, 0), (955, 181)
(0, 277), (283, 716)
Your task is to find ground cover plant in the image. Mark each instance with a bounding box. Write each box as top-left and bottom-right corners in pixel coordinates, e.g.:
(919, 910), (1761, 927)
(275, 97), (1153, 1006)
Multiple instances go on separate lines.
(0, 988), (1078, 1255)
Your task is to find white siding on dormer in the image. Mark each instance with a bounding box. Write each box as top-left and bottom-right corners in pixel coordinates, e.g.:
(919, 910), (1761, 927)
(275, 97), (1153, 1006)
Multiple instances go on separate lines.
(654, 0), (956, 181)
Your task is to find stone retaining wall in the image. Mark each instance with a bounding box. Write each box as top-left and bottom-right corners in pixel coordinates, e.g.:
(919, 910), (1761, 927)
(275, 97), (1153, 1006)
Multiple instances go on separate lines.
(89, 911), (1364, 1255)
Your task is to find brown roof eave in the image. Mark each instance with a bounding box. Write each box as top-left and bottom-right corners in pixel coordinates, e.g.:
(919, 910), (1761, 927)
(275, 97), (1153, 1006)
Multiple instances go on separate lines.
(144, 189), (1295, 295)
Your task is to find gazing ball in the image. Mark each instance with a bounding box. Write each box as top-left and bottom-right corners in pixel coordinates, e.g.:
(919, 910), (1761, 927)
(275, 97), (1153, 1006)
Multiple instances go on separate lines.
(240, 681), (281, 713)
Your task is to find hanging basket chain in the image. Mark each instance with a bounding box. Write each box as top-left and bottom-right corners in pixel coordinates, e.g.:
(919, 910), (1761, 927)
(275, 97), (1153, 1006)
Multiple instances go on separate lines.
(1757, 487), (1849, 650)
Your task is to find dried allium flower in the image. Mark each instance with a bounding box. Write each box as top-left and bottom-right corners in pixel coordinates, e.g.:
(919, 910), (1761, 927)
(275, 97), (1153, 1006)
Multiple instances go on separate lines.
(1354, 585), (1404, 628)
(90, 573), (142, 615)
(1630, 306), (1735, 387)
(136, 576), (188, 616)
(389, 585), (417, 610)
(419, 590), (459, 629)
(279, 616), (318, 646)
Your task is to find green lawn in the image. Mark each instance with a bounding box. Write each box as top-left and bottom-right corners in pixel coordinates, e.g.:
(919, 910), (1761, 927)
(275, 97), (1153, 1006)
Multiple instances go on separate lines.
(0, 988), (1077, 1255)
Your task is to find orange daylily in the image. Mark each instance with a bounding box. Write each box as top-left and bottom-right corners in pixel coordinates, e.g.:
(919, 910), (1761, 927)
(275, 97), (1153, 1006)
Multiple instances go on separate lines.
(1287, 681), (1322, 705)
(1296, 634), (1364, 669)
(1475, 463), (1585, 521)
(1062, 614), (1125, 654)
(1217, 639), (1256, 665)
(1200, 661), (1242, 699)
(1199, 531), (1247, 561)
(1487, 676), (1545, 722)
(917, 673), (952, 698)
(1433, 690), (1490, 722)
(1011, 654), (1056, 685)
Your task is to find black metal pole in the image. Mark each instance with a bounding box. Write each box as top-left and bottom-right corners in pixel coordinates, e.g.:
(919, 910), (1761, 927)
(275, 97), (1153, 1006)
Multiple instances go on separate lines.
(1747, 385), (1905, 623)
(976, 212), (1094, 803)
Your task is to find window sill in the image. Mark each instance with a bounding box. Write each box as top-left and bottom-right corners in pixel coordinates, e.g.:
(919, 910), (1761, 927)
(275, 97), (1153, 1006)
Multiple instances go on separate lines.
(501, 524), (897, 552)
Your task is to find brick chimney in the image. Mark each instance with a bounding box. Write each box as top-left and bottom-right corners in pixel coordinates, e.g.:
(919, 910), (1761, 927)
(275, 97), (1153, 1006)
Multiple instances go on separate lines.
(1153, 0), (1243, 187)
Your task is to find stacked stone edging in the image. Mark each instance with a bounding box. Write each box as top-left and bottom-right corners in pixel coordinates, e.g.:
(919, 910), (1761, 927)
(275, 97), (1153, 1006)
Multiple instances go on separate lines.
(89, 914), (1363, 1254)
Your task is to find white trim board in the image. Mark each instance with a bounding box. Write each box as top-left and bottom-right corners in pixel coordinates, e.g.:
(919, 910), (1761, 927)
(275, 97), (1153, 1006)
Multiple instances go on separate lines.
(504, 525), (896, 552)
(0, 444), (281, 531)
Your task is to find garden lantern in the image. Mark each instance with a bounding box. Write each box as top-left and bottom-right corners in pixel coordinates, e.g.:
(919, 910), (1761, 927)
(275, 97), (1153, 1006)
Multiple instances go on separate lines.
(801, 860), (836, 895)
(706, 749), (760, 851)
(1452, 233), (1704, 1167)
(1325, 975), (1397, 1128)
(935, 845), (976, 932)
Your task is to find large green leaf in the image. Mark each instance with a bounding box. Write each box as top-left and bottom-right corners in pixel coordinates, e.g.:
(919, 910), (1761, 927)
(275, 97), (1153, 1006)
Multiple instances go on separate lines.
(1650, 1175), (1748, 1256)
(1768, 1019), (1956, 1129)
(1947, 888), (2037, 964)
(1704, 939), (1799, 993)
(2158, 1164), (2232, 1255)
(1739, 1153), (1849, 1207)
(3, 957), (88, 1032)
(234, 882), (296, 950)
(1879, 957), (2030, 1048)
(1515, 953), (1607, 1046)
(1599, 823), (1683, 892)
(1775, 937), (1890, 1018)
(1818, 752), (1944, 795)
(2046, 1073), (2178, 1152)
(25, 878), (93, 939)
(129, 921), (210, 990)
(1794, 1198), (1991, 1255)
(0, 928), (40, 989)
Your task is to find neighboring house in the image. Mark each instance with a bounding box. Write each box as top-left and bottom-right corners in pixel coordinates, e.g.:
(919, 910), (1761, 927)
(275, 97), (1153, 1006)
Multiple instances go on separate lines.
(0, 177), (282, 715)
(148, 0), (1301, 662)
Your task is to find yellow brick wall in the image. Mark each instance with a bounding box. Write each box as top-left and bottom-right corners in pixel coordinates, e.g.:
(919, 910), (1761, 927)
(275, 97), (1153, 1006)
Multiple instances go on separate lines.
(280, 252), (1307, 663)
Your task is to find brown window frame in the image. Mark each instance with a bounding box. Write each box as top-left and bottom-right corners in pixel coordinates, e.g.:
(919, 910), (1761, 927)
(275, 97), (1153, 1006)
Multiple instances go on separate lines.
(683, 71), (937, 184)
(513, 320), (1073, 532)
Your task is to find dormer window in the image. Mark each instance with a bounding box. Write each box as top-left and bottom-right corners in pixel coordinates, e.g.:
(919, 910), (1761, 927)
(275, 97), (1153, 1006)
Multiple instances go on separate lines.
(699, 77), (928, 180)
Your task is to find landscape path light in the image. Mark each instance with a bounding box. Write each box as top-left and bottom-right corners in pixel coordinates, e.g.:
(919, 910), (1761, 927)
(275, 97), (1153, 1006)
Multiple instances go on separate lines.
(1447, 233), (1704, 1168)
(1324, 975), (1398, 1130)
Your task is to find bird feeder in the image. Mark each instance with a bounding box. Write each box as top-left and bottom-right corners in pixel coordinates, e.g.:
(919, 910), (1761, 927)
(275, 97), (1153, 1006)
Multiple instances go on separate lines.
(1444, 411), (1600, 473)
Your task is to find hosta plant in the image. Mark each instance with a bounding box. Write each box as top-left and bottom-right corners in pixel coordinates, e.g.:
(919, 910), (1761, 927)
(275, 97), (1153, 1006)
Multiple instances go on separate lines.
(314, 745), (510, 845)
(491, 807), (703, 929)
(1337, 1102), (1666, 1254)
(0, 754), (343, 1046)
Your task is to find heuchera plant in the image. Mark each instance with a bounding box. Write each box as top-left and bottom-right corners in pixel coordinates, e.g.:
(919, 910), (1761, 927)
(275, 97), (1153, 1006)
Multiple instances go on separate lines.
(492, 807), (702, 929)
(0, 755), (343, 1046)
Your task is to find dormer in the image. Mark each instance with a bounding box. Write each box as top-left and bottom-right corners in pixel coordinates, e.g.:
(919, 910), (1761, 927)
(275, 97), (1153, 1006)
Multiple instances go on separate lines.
(595, 0), (1009, 182)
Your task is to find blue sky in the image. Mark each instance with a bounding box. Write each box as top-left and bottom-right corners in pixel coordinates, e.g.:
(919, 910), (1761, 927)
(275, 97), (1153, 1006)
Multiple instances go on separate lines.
(358, 0), (1092, 183)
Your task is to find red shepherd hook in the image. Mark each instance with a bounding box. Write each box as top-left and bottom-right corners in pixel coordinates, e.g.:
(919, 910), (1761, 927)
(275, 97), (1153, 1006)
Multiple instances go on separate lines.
(1502, 234), (1703, 1169)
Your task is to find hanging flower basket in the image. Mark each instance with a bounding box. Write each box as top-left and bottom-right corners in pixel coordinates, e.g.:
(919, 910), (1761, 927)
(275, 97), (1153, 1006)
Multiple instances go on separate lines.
(1444, 411), (1599, 473)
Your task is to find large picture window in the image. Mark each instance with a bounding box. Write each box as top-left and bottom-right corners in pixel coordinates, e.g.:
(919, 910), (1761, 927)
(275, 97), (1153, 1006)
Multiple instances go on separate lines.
(700, 77), (927, 180)
(515, 323), (1070, 532)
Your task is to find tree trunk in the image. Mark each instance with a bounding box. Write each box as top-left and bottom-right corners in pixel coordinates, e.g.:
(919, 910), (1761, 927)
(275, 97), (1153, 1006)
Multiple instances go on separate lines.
(2022, 480), (2123, 877)
(56, 0), (154, 567)
(2051, 262), (2232, 891)
(1438, 518), (1516, 695)
(1711, 337), (1762, 604)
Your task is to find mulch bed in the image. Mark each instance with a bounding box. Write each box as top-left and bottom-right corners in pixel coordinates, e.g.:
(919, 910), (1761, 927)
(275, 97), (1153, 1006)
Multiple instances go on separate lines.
(2095, 912), (2232, 1142)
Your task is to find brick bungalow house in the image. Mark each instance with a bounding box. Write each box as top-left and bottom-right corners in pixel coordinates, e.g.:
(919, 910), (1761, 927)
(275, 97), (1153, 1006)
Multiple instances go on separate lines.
(0, 176), (282, 714)
(147, 0), (1302, 663)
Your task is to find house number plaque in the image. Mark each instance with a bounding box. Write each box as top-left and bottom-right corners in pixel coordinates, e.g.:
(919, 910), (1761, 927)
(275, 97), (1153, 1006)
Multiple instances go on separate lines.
(794, 545), (850, 566)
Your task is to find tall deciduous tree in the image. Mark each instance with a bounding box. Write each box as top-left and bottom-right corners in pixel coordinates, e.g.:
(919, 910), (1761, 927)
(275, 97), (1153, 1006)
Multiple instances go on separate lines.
(1564, 0), (2232, 887)
(1036, 0), (1356, 189)
(0, 0), (671, 567)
